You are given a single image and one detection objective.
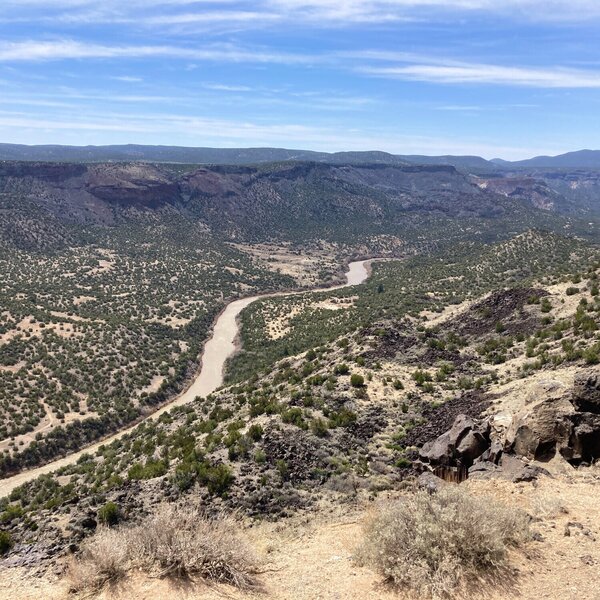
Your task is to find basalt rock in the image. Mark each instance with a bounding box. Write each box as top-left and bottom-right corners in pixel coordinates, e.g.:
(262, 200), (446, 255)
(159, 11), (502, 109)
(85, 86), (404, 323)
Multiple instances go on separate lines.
(573, 371), (600, 413)
(504, 379), (574, 461)
(419, 414), (492, 470)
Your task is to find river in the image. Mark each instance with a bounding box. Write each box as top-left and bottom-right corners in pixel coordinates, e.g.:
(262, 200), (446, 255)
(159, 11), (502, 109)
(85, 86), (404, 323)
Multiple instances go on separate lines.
(0, 259), (375, 497)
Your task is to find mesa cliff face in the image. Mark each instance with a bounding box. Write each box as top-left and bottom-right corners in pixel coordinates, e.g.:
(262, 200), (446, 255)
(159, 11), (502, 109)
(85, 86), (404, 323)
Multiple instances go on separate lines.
(0, 159), (561, 249)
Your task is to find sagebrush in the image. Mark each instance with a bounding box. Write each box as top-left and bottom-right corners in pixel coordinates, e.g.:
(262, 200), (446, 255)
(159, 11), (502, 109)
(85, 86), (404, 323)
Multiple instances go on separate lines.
(69, 503), (259, 594)
(357, 486), (531, 599)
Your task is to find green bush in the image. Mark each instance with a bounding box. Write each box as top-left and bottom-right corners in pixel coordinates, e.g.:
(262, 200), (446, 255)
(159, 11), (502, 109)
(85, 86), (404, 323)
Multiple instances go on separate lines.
(310, 417), (329, 437)
(247, 424), (264, 441)
(0, 531), (13, 554)
(97, 501), (120, 526)
(0, 504), (23, 524)
(393, 379), (404, 390)
(350, 374), (364, 387)
(198, 462), (234, 497)
(334, 363), (350, 375)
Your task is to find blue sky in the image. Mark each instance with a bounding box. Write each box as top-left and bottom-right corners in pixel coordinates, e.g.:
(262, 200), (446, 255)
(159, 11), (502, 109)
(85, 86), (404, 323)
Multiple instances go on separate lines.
(0, 1), (599, 159)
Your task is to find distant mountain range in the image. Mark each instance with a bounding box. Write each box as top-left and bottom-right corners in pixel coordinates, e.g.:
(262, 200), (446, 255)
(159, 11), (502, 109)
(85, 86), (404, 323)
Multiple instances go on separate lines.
(1, 143), (598, 170)
(492, 149), (600, 169)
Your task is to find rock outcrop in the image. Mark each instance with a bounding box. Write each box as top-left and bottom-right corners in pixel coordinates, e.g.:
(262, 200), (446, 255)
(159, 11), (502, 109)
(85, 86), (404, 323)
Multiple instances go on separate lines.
(417, 370), (600, 484)
(573, 371), (600, 413)
(504, 380), (574, 461)
(504, 374), (600, 465)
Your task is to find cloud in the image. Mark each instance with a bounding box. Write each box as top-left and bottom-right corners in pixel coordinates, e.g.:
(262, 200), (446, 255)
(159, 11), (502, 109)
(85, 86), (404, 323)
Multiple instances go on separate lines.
(0, 40), (316, 65)
(4, 0), (600, 27)
(112, 75), (144, 82)
(203, 83), (254, 92)
(0, 108), (559, 159)
(360, 60), (600, 88)
(141, 10), (280, 25)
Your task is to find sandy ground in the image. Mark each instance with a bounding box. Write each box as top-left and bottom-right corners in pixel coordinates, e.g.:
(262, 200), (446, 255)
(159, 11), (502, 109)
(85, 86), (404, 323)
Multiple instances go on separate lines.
(3, 465), (599, 600)
(232, 242), (340, 287)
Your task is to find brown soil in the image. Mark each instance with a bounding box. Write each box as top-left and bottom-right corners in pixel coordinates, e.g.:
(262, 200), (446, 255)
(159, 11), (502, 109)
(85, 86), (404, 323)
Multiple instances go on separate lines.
(3, 465), (599, 600)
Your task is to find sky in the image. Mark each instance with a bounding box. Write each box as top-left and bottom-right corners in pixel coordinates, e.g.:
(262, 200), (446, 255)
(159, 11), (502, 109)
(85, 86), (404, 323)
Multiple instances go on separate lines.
(0, 1), (599, 159)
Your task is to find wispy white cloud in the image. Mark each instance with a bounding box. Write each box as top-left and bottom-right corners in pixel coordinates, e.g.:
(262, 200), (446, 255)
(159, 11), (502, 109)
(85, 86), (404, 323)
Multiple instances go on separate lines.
(112, 75), (144, 82)
(141, 10), (280, 25)
(203, 83), (254, 92)
(0, 108), (559, 159)
(0, 40), (316, 64)
(4, 0), (600, 27)
(360, 59), (600, 88)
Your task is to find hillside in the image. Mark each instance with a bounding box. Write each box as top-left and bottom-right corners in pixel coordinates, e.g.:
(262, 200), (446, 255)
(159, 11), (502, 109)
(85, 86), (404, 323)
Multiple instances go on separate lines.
(495, 149), (600, 169)
(0, 144), (495, 168)
(0, 159), (591, 251)
(3, 143), (600, 171)
(1, 233), (599, 599)
(0, 155), (599, 599)
(0, 158), (597, 476)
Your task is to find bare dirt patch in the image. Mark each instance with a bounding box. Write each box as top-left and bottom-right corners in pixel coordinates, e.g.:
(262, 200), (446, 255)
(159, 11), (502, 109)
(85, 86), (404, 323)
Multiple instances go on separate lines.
(233, 242), (340, 286)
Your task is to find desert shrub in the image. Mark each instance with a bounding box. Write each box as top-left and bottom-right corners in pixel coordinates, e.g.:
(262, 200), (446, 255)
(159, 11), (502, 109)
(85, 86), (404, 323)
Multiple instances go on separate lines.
(310, 417), (329, 437)
(412, 369), (433, 386)
(393, 379), (404, 390)
(97, 501), (120, 526)
(198, 462), (234, 496)
(530, 493), (567, 519)
(0, 531), (13, 554)
(247, 423), (264, 441)
(350, 373), (364, 387)
(69, 503), (259, 593)
(0, 504), (23, 524)
(357, 486), (530, 599)
(68, 527), (128, 593)
(334, 363), (349, 375)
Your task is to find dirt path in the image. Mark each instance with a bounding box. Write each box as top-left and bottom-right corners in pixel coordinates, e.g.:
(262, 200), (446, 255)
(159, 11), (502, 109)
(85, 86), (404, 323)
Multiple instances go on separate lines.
(0, 259), (379, 499)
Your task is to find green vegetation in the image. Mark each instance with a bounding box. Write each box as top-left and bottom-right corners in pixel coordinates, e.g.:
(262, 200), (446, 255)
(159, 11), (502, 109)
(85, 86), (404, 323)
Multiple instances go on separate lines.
(350, 373), (365, 387)
(0, 531), (13, 554)
(97, 501), (120, 526)
(229, 231), (598, 382)
(0, 220), (294, 475)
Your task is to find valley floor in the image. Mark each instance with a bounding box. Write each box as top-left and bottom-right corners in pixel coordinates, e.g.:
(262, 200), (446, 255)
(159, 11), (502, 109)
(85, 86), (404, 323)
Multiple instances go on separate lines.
(3, 464), (599, 600)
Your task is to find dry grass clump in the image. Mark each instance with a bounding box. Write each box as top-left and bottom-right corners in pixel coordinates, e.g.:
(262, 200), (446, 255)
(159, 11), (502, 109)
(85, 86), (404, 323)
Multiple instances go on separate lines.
(68, 528), (129, 594)
(357, 486), (531, 599)
(128, 504), (259, 587)
(530, 492), (568, 519)
(69, 503), (260, 595)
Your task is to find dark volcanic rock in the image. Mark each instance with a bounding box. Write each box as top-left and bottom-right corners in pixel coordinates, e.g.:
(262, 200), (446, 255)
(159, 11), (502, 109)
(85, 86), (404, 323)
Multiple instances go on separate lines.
(404, 391), (491, 449)
(261, 425), (325, 484)
(451, 287), (548, 337)
(573, 371), (600, 413)
(419, 414), (490, 470)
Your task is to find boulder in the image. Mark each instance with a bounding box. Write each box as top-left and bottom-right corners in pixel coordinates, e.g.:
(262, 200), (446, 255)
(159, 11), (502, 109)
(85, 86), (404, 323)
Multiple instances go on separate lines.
(420, 431), (453, 466)
(417, 471), (446, 493)
(469, 455), (550, 483)
(573, 371), (600, 413)
(499, 454), (551, 482)
(419, 414), (491, 469)
(468, 461), (503, 479)
(473, 438), (503, 465)
(456, 429), (488, 463)
(505, 379), (574, 461)
(566, 412), (600, 464)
